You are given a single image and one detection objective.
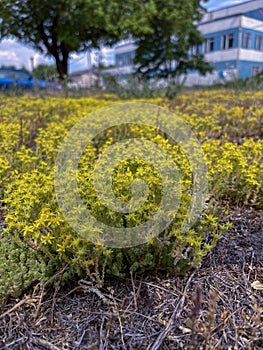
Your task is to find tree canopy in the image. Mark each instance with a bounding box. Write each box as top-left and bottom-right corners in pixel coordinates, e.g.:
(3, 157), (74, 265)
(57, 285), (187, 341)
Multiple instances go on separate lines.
(0, 0), (123, 78)
(0, 0), (211, 81)
(132, 0), (212, 80)
(32, 64), (58, 81)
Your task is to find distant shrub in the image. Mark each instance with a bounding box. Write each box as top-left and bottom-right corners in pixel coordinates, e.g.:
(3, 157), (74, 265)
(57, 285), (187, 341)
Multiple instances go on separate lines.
(103, 74), (184, 99)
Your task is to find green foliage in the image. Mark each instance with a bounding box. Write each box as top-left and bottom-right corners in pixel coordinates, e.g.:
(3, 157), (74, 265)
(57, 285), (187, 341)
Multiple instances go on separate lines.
(0, 0), (212, 81)
(203, 138), (263, 208)
(0, 0), (123, 78)
(103, 75), (162, 99)
(0, 91), (262, 300)
(0, 231), (50, 300)
(32, 64), (58, 81)
(131, 0), (212, 79)
(103, 74), (185, 99)
(224, 72), (263, 91)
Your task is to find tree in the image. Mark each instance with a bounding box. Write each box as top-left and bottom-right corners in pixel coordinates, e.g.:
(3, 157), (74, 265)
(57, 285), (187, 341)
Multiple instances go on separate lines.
(32, 64), (58, 81)
(0, 64), (16, 70)
(0, 0), (123, 79)
(0, 0), (212, 81)
(131, 0), (212, 80)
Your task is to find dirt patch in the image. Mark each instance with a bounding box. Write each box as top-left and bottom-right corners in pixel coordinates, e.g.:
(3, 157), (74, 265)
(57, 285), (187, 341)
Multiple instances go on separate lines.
(206, 208), (263, 267)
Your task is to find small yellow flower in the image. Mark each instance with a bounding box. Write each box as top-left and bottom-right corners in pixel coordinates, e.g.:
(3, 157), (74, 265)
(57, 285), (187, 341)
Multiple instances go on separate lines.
(41, 232), (54, 244)
(56, 243), (66, 253)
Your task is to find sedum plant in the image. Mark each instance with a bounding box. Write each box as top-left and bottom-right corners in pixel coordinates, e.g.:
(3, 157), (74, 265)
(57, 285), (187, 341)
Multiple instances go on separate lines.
(0, 231), (49, 300)
(0, 91), (262, 299)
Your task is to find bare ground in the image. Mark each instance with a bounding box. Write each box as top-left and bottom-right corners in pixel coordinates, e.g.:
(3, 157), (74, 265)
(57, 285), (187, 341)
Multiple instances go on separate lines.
(0, 208), (262, 350)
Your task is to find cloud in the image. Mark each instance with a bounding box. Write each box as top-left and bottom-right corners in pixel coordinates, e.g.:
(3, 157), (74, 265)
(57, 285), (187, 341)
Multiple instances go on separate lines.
(101, 48), (115, 66)
(0, 50), (21, 67)
(0, 39), (52, 70)
(69, 54), (88, 73)
(69, 48), (115, 73)
(32, 52), (51, 68)
(0, 37), (116, 73)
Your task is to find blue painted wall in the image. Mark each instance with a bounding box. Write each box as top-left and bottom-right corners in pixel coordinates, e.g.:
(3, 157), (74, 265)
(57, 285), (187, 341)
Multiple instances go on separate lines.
(115, 51), (135, 67)
(116, 28), (241, 63)
(203, 28), (239, 51)
(244, 8), (263, 21)
(186, 60), (237, 74)
(208, 60), (263, 79)
(211, 60), (237, 70)
(238, 60), (263, 79)
(242, 28), (263, 49)
(185, 60), (263, 79)
(113, 6), (263, 81)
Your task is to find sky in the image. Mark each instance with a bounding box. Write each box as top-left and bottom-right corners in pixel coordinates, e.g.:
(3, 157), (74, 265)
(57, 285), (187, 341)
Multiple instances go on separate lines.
(0, 0), (250, 73)
(203, 0), (248, 10)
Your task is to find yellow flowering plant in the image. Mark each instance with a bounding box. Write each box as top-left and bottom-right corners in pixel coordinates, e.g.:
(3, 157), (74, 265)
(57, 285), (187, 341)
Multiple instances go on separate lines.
(0, 90), (262, 300)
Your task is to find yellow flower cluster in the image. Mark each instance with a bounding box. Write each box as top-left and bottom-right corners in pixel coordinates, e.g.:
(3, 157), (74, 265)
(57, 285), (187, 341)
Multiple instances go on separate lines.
(0, 90), (262, 282)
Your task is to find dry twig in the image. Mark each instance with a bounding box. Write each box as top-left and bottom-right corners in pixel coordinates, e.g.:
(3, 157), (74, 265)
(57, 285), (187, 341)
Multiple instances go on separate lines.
(150, 270), (196, 350)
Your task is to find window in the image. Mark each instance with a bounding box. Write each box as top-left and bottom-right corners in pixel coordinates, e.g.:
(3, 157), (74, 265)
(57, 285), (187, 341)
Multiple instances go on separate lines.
(191, 45), (197, 55)
(255, 35), (263, 51)
(222, 35), (226, 49)
(205, 37), (215, 53)
(116, 52), (134, 67)
(116, 57), (121, 67)
(242, 32), (251, 49)
(125, 54), (132, 66)
(191, 44), (201, 55)
(116, 56), (125, 67)
(221, 33), (234, 50)
(228, 33), (234, 48)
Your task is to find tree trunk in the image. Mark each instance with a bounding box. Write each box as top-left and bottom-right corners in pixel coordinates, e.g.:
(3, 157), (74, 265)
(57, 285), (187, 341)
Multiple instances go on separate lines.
(55, 53), (68, 80)
(54, 43), (69, 80)
(38, 21), (68, 80)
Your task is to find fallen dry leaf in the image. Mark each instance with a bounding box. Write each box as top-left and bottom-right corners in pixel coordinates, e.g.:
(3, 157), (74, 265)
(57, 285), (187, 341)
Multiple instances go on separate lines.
(251, 281), (263, 290)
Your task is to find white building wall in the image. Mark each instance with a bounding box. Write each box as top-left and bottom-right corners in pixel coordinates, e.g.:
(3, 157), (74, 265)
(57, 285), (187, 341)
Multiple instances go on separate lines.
(180, 69), (237, 86)
(199, 16), (240, 34)
(115, 44), (137, 54)
(110, 0), (263, 86)
(239, 49), (263, 61)
(103, 66), (134, 75)
(201, 0), (263, 23)
(204, 48), (239, 62)
(241, 15), (263, 29)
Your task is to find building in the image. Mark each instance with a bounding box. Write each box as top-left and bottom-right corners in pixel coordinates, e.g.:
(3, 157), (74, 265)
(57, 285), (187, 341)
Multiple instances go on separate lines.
(110, 0), (263, 86)
(69, 68), (102, 89)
